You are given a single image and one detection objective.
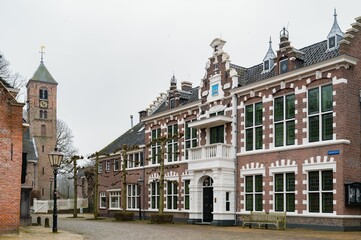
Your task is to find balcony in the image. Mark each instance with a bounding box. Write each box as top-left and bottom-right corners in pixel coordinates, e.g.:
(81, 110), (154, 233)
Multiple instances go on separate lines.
(188, 115), (232, 129)
(188, 143), (235, 171)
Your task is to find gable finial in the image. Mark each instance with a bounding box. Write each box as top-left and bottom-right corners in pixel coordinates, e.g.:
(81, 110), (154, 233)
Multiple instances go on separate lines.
(39, 45), (45, 63)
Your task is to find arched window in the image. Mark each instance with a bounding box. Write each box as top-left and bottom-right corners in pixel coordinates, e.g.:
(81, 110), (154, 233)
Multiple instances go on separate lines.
(39, 88), (48, 100)
(40, 110), (43, 118)
(41, 124), (46, 136)
(44, 111), (47, 119)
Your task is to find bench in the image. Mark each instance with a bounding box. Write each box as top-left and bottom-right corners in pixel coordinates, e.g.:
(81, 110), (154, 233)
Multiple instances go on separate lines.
(242, 211), (286, 230)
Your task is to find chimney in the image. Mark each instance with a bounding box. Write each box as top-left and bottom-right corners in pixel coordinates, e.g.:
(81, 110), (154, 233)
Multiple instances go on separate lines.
(181, 81), (192, 91)
(130, 115), (133, 128)
(279, 27), (290, 49)
(138, 110), (147, 122)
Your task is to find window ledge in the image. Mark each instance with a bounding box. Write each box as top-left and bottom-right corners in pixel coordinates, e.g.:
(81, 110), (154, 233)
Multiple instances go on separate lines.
(237, 139), (350, 157)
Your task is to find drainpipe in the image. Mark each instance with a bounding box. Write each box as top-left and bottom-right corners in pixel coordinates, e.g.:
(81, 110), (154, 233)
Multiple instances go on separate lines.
(232, 93), (238, 226)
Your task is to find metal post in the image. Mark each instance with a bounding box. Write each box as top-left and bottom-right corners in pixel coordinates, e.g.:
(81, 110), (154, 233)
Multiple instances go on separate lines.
(138, 184), (141, 220)
(53, 169), (58, 233)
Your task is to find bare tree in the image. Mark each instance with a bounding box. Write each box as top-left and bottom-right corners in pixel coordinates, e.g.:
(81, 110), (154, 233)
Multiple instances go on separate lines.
(56, 119), (78, 162)
(0, 53), (26, 89)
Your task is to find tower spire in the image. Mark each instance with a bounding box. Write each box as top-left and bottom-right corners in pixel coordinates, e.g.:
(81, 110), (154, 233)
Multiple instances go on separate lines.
(327, 9), (343, 49)
(39, 46), (45, 63)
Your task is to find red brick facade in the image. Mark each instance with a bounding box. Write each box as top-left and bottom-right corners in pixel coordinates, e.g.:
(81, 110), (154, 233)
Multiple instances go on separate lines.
(0, 82), (24, 233)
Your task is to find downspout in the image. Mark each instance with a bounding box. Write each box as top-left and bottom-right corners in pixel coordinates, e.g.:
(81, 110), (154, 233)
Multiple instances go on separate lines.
(232, 93), (238, 226)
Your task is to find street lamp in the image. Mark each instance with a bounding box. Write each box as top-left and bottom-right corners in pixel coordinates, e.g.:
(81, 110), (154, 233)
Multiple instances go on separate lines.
(49, 177), (53, 200)
(48, 147), (64, 233)
(137, 177), (144, 220)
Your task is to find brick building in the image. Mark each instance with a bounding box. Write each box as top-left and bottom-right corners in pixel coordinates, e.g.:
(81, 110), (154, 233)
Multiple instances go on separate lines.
(95, 13), (361, 230)
(0, 78), (25, 234)
(25, 57), (58, 200)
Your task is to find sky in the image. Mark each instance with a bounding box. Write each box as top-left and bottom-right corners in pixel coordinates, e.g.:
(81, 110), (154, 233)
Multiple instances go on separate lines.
(1, 0), (360, 156)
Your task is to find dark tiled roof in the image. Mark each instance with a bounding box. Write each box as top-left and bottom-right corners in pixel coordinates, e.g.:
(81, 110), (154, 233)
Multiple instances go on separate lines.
(235, 40), (339, 86)
(0, 77), (11, 88)
(30, 62), (57, 84)
(152, 87), (200, 115)
(23, 128), (38, 161)
(99, 122), (145, 155)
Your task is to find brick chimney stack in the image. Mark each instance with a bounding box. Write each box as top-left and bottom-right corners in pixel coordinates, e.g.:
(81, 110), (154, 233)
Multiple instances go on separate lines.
(181, 81), (192, 91)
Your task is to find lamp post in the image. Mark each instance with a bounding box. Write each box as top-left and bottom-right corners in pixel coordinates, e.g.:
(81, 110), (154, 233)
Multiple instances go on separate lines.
(49, 177), (53, 200)
(48, 147), (64, 233)
(137, 177), (144, 220)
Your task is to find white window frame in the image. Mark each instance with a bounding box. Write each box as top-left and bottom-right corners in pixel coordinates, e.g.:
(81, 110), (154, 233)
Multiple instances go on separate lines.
(105, 160), (110, 172)
(150, 181), (160, 210)
(167, 124), (178, 163)
(184, 121), (198, 160)
(244, 174), (263, 212)
(127, 151), (143, 169)
(99, 192), (106, 209)
(166, 181), (178, 210)
(245, 102), (263, 151)
(127, 184), (139, 209)
(98, 162), (102, 173)
(307, 84), (333, 143)
(151, 128), (161, 164)
(274, 94), (295, 147)
(273, 172), (296, 212)
(113, 159), (119, 171)
(307, 170), (334, 214)
(109, 191), (121, 210)
(183, 180), (190, 210)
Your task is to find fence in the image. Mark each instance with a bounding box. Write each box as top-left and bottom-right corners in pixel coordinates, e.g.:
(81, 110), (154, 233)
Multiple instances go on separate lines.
(33, 198), (88, 213)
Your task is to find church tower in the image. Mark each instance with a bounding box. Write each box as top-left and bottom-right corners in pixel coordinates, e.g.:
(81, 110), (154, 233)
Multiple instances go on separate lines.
(26, 47), (58, 200)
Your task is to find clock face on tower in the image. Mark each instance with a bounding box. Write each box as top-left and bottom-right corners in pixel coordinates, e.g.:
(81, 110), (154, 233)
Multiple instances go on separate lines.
(39, 100), (48, 109)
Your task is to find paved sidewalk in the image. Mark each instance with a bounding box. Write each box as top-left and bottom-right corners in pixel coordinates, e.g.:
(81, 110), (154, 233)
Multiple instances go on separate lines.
(1, 214), (361, 240)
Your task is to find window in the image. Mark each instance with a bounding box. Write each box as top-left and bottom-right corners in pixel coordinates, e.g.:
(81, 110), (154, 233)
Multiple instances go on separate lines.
(151, 129), (161, 164)
(245, 102), (263, 151)
(274, 94), (295, 147)
(274, 173), (295, 212)
(100, 192), (106, 209)
(114, 159), (119, 171)
(167, 181), (178, 210)
(39, 88), (48, 100)
(211, 84), (219, 96)
(308, 85), (333, 142)
(185, 121), (197, 159)
(41, 124), (46, 136)
(98, 162), (102, 173)
(184, 180), (190, 210)
(127, 152), (143, 168)
(105, 160), (110, 171)
(264, 60), (270, 71)
(150, 181), (160, 209)
(42, 145), (44, 153)
(279, 59), (288, 74)
(308, 170), (333, 213)
(127, 184), (139, 209)
(328, 36), (336, 49)
(109, 191), (121, 209)
(167, 124), (178, 162)
(245, 175), (263, 211)
(42, 167), (45, 175)
(226, 192), (230, 211)
(210, 125), (224, 144)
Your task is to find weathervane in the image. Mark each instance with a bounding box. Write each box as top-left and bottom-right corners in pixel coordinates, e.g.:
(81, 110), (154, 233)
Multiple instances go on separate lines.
(39, 45), (45, 63)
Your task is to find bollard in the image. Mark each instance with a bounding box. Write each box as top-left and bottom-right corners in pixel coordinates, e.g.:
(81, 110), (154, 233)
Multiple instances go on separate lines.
(44, 217), (50, 228)
(37, 216), (41, 226)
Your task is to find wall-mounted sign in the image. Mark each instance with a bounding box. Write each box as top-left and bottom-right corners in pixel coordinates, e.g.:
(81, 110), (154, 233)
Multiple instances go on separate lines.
(328, 150), (340, 155)
(345, 182), (361, 206)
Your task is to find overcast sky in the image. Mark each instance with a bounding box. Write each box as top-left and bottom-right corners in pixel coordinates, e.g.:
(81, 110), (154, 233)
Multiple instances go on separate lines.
(1, 0), (360, 156)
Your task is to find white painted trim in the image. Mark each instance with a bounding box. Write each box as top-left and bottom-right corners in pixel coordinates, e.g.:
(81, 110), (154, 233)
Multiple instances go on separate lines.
(230, 55), (358, 96)
(237, 139), (350, 157)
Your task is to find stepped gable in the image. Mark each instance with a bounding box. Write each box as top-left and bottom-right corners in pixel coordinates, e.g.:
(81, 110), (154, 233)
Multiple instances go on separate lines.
(152, 86), (199, 115)
(99, 122), (145, 155)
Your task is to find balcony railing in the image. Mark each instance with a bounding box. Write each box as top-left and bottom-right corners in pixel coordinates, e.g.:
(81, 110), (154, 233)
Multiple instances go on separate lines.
(189, 143), (233, 160)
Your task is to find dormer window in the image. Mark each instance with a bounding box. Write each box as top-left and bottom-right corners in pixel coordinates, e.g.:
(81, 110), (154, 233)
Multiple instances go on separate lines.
(262, 37), (276, 73)
(327, 9), (343, 51)
(328, 36), (336, 49)
(279, 59), (289, 74)
(264, 60), (270, 71)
